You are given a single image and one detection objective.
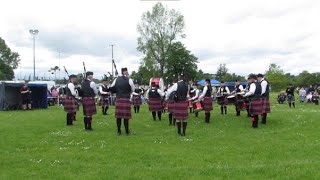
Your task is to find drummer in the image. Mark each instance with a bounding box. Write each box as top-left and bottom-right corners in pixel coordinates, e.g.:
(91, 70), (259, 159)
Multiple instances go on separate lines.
(217, 81), (230, 115)
(189, 83), (200, 117)
(232, 80), (244, 116)
(199, 79), (213, 123)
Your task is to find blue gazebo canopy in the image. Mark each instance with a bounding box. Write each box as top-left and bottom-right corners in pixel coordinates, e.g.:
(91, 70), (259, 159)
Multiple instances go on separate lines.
(197, 79), (220, 85)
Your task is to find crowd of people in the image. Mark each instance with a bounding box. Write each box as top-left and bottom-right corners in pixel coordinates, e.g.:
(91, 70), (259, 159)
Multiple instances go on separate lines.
(277, 84), (319, 106)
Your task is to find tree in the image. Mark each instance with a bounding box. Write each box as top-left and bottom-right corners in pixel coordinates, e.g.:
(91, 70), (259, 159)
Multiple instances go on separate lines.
(137, 2), (185, 78)
(0, 37), (21, 80)
(165, 42), (198, 83)
(215, 64), (228, 81)
(295, 71), (320, 87)
(265, 63), (287, 91)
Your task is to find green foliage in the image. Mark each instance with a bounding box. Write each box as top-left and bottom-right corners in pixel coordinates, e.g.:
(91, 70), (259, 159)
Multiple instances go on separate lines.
(0, 37), (21, 80)
(165, 42), (198, 83)
(1, 93), (320, 179)
(137, 2), (185, 77)
(295, 71), (320, 87)
(265, 63), (287, 91)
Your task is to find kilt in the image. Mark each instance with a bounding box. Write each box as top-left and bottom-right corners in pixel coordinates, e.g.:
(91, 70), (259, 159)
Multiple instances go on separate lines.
(132, 95), (142, 106)
(217, 95), (228, 106)
(261, 97), (271, 114)
(82, 97), (97, 116)
(64, 96), (78, 113)
(249, 98), (263, 115)
(173, 100), (188, 120)
(99, 96), (109, 106)
(115, 98), (131, 119)
(148, 98), (162, 112)
(287, 94), (295, 102)
(203, 97), (213, 112)
(167, 100), (175, 113)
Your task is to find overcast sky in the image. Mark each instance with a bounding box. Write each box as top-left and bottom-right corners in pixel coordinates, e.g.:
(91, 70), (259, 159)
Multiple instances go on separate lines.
(1, 0), (319, 80)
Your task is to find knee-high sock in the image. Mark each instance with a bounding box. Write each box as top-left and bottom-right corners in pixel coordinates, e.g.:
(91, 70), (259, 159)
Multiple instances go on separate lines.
(195, 112), (198, 117)
(173, 118), (176, 125)
(292, 102), (295, 108)
(189, 107), (192, 113)
(177, 122), (182, 135)
(137, 106), (140, 113)
(83, 117), (88, 129)
(87, 116), (92, 129)
(182, 122), (187, 135)
(117, 118), (122, 133)
(124, 119), (129, 134)
(102, 107), (105, 114)
(252, 115), (259, 128)
(66, 113), (72, 125)
(152, 112), (156, 120)
(220, 106), (224, 114)
(169, 113), (173, 125)
(134, 106), (137, 113)
(205, 113), (208, 123)
(224, 106), (227, 114)
(289, 102), (292, 108)
(104, 106), (108, 114)
(157, 111), (162, 121)
(262, 113), (267, 124)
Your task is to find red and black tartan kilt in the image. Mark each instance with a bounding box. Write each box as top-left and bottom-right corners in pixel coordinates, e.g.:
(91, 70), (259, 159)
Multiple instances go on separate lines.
(217, 95), (228, 106)
(249, 98), (263, 115)
(173, 100), (188, 120)
(64, 96), (78, 113)
(115, 98), (131, 119)
(167, 100), (175, 113)
(203, 97), (213, 112)
(262, 97), (271, 114)
(99, 96), (109, 107)
(82, 97), (97, 116)
(148, 98), (162, 112)
(132, 96), (142, 106)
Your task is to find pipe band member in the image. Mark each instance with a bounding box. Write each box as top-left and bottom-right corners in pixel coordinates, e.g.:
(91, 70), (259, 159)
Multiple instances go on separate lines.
(257, 74), (270, 124)
(166, 74), (189, 136)
(64, 74), (79, 125)
(99, 79), (110, 115)
(217, 81), (230, 115)
(80, 71), (98, 130)
(232, 80), (244, 116)
(132, 82), (143, 113)
(189, 83), (200, 117)
(199, 79), (213, 123)
(110, 67), (135, 135)
(146, 82), (165, 121)
(243, 74), (262, 128)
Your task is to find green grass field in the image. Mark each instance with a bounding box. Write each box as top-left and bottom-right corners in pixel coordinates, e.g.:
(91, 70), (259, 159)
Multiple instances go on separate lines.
(1, 94), (320, 179)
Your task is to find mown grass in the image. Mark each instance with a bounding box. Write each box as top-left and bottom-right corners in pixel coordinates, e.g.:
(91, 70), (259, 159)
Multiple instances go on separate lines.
(1, 93), (320, 179)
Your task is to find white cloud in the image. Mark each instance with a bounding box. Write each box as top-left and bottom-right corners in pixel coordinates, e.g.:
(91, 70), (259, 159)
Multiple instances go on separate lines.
(0, 0), (319, 80)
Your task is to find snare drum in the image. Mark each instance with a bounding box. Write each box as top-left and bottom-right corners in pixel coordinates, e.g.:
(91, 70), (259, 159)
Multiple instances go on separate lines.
(227, 95), (236, 104)
(216, 96), (225, 105)
(194, 100), (203, 112)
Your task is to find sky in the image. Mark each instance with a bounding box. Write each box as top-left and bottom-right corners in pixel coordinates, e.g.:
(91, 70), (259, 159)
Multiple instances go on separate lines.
(1, 0), (319, 80)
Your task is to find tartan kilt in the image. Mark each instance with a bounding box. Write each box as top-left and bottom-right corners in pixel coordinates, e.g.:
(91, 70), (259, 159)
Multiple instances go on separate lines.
(287, 94), (295, 102)
(64, 96), (78, 113)
(203, 97), (213, 112)
(115, 98), (131, 119)
(217, 95), (228, 106)
(82, 97), (97, 116)
(99, 96), (109, 106)
(262, 97), (271, 114)
(148, 98), (162, 112)
(249, 98), (263, 115)
(173, 100), (188, 120)
(167, 100), (175, 113)
(132, 96), (142, 106)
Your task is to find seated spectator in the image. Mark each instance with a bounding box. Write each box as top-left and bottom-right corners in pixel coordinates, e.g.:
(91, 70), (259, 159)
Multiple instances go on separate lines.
(312, 92), (319, 105)
(306, 92), (313, 103)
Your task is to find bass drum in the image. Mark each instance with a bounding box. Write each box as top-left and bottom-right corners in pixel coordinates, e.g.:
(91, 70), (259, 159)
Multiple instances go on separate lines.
(149, 77), (164, 91)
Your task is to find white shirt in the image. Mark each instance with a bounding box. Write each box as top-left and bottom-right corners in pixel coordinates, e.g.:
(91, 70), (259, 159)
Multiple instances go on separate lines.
(299, 89), (306, 96)
(89, 80), (98, 95)
(165, 80), (189, 100)
(199, 85), (211, 99)
(217, 86), (230, 95)
(99, 85), (109, 95)
(190, 89), (200, 100)
(260, 78), (268, 95)
(244, 82), (256, 97)
(110, 75), (135, 92)
(67, 83), (77, 97)
(146, 88), (165, 99)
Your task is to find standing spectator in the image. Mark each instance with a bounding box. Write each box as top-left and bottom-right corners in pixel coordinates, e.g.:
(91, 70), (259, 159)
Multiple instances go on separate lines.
(20, 83), (32, 110)
(286, 84), (295, 108)
(298, 87), (306, 103)
(51, 86), (59, 105)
